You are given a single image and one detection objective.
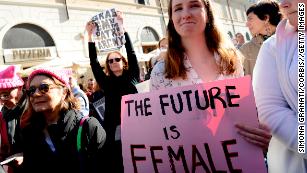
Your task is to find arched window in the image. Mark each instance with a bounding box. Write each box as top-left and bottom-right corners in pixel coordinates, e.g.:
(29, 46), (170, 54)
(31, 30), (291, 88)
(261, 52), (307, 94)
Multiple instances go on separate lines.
(141, 27), (159, 43)
(141, 27), (159, 53)
(3, 23), (55, 49)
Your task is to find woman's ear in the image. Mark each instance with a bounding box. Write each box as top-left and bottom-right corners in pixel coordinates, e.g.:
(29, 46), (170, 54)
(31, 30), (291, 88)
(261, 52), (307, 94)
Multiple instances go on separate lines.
(264, 15), (270, 23)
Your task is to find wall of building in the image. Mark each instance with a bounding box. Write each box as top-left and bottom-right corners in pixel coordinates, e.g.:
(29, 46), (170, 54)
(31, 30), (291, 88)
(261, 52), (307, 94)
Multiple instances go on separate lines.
(0, 0), (253, 69)
(0, 0), (167, 66)
(212, 0), (252, 41)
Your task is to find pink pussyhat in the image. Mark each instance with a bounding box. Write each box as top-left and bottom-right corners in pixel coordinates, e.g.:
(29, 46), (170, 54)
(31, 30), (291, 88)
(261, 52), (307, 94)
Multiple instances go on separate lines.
(27, 68), (72, 89)
(0, 65), (24, 89)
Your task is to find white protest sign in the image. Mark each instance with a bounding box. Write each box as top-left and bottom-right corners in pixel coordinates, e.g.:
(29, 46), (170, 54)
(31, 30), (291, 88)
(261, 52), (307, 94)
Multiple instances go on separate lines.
(93, 97), (105, 121)
(91, 8), (125, 52)
(121, 76), (267, 173)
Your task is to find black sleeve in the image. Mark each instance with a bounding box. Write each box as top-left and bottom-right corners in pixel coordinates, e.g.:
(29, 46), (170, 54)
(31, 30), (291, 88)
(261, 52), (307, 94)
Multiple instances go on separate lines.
(84, 117), (106, 173)
(84, 117), (106, 151)
(124, 32), (140, 82)
(88, 42), (107, 91)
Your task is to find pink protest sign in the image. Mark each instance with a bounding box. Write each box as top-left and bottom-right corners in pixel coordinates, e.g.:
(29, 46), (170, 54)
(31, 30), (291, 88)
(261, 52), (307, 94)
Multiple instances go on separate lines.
(121, 76), (267, 173)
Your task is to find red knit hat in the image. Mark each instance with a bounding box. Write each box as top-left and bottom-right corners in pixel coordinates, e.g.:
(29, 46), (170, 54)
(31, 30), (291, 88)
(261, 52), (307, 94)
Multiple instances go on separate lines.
(0, 65), (24, 89)
(27, 68), (72, 89)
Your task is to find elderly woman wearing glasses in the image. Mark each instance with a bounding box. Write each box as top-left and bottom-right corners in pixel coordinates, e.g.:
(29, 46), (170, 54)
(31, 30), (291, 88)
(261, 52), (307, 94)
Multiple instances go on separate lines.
(85, 11), (139, 172)
(0, 65), (25, 173)
(21, 68), (106, 173)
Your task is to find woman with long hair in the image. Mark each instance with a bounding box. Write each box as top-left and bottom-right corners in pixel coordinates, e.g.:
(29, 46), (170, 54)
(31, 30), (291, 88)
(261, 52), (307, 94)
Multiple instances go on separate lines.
(150, 0), (271, 152)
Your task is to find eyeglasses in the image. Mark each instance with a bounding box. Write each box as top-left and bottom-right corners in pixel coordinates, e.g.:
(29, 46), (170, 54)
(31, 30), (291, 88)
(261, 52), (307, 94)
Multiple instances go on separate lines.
(0, 88), (18, 101)
(107, 57), (121, 64)
(27, 83), (60, 97)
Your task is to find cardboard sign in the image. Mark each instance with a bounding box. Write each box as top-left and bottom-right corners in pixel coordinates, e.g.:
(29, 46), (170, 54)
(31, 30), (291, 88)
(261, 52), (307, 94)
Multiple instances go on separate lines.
(135, 80), (150, 93)
(121, 76), (267, 173)
(91, 8), (125, 52)
(93, 97), (105, 121)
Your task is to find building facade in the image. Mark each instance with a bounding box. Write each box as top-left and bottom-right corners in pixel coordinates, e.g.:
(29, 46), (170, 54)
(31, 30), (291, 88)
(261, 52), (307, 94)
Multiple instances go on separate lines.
(0, 0), (254, 75)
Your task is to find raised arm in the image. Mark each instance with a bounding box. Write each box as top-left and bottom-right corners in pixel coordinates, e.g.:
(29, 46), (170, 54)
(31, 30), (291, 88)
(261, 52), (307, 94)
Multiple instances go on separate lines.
(116, 11), (140, 82)
(124, 32), (140, 82)
(86, 21), (107, 91)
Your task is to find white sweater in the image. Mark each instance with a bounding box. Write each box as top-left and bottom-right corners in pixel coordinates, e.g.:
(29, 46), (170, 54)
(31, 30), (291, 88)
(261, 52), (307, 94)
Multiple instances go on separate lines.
(253, 19), (307, 173)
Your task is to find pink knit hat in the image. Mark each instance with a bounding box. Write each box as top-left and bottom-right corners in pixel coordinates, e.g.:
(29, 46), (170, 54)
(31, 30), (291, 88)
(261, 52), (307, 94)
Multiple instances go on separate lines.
(27, 68), (72, 89)
(0, 65), (24, 89)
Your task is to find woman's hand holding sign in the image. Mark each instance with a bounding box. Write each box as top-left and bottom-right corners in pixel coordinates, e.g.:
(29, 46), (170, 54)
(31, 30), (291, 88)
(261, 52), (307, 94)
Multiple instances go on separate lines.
(116, 11), (125, 33)
(86, 21), (95, 42)
(86, 9), (126, 51)
(236, 123), (272, 153)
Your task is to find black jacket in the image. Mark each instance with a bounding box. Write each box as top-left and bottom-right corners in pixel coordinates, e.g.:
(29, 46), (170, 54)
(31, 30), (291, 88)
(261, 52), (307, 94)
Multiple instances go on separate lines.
(89, 32), (140, 142)
(21, 110), (106, 173)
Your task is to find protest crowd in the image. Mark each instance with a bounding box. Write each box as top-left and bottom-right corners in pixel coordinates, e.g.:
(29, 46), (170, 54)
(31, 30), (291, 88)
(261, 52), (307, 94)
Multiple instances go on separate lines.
(0, 0), (305, 172)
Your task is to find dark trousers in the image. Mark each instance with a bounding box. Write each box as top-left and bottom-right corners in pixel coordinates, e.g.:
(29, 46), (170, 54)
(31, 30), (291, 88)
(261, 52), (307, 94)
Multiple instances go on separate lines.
(102, 140), (123, 173)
